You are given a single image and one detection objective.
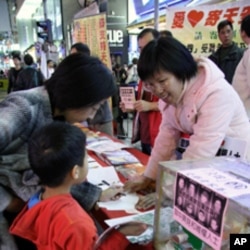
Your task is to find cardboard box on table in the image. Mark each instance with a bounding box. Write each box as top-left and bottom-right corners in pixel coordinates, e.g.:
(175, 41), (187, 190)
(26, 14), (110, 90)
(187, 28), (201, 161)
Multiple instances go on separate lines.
(154, 157), (250, 250)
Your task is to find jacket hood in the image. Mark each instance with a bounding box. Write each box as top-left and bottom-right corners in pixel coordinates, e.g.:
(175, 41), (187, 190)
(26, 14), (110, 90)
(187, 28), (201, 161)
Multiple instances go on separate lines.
(10, 194), (92, 245)
(196, 56), (226, 86)
(178, 56), (228, 105)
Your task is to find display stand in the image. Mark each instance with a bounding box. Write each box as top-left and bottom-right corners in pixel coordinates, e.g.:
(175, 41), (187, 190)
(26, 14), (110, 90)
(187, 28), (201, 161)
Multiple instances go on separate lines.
(154, 157), (250, 250)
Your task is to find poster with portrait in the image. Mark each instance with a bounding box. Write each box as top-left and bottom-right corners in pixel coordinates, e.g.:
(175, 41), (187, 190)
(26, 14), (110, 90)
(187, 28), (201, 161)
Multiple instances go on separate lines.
(166, 0), (250, 56)
(174, 167), (250, 249)
(174, 172), (228, 250)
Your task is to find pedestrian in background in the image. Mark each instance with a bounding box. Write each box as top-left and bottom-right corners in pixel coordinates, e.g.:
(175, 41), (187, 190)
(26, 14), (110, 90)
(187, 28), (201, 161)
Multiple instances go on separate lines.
(13, 54), (44, 91)
(7, 55), (23, 93)
(209, 20), (244, 84)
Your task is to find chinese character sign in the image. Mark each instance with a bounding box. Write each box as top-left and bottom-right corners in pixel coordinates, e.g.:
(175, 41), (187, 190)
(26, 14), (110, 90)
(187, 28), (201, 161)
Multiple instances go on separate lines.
(73, 13), (111, 69)
(166, 0), (250, 56)
(119, 87), (135, 110)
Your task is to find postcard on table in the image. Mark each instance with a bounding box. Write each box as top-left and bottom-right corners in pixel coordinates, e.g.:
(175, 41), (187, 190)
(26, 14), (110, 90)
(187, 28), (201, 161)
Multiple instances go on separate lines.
(87, 166), (121, 187)
(98, 193), (140, 213)
(101, 150), (140, 166)
(86, 140), (129, 154)
(120, 86), (135, 110)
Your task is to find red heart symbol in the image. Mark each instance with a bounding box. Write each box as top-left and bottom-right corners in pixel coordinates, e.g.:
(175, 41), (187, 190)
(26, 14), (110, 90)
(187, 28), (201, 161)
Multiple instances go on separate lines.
(187, 10), (204, 27)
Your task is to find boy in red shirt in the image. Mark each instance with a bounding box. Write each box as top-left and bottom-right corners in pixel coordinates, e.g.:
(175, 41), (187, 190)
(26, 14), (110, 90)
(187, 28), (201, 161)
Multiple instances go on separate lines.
(10, 122), (146, 250)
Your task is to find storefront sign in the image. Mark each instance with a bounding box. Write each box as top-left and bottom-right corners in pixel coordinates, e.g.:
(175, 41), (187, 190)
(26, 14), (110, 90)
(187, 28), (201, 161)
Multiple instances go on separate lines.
(166, 0), (250, 56)
(107, 29), (124, 47)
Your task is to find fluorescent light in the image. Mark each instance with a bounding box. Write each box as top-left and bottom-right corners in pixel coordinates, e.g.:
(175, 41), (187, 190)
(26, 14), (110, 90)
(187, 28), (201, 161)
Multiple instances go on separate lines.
(16, 0), (42, 20)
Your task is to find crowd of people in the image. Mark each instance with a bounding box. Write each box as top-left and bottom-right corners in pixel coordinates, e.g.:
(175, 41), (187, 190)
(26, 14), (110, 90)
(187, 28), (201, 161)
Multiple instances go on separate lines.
(0, 13), (250, 250)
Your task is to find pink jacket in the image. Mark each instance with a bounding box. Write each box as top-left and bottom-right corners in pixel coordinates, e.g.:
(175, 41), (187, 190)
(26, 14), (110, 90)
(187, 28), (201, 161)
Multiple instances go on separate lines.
(145, 57), (250, 180)
(233, 45), (250, 118)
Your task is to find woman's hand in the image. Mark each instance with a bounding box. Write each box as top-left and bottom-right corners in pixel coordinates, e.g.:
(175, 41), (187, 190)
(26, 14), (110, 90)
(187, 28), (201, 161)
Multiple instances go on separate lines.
(124, 175), (152, 193)
(99, 186), (124, 202)
(135, 193), (156, 210)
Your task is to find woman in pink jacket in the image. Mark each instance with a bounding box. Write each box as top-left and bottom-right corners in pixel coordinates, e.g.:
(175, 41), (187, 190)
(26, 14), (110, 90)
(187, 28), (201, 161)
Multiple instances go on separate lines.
(125, 37), (250, 206)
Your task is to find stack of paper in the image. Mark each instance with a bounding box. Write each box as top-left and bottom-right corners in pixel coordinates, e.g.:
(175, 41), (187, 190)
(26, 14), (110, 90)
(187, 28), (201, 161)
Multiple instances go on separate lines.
(86, 140), (129, 154)
(101, 150), (140, 166)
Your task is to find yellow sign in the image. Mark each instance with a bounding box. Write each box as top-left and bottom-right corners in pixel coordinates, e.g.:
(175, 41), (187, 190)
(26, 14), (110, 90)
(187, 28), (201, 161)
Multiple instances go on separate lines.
(166, 0), (250, 56)
(73, 13), (111, 69)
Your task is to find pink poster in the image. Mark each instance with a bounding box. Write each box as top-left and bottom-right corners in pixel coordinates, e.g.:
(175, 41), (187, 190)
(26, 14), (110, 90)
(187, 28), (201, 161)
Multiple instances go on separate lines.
(173, 172), (228, 250)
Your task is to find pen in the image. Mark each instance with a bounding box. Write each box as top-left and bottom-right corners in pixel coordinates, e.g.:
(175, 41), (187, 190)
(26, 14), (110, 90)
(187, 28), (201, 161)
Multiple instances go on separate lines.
(88, 165), (99, 169)
(102, 180), (110, 186)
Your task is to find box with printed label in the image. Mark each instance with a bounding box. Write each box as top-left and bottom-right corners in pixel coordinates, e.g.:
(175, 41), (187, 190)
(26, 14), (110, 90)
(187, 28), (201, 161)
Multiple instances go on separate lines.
(154, 157), (250, 250)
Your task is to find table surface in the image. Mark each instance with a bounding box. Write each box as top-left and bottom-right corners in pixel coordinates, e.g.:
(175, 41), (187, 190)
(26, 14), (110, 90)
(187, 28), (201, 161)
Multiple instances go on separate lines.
(88, 137), (154, 250)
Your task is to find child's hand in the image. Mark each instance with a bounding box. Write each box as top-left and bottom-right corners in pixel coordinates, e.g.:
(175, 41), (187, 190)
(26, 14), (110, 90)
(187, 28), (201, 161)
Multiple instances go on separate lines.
(118, 221), (148, 236)
(99, 186), (124, 202)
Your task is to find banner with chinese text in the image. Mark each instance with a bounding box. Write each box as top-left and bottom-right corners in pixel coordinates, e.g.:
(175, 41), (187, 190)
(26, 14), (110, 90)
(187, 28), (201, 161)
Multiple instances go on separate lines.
(166, 0), (250, 56)
(73, 13), (111, 69)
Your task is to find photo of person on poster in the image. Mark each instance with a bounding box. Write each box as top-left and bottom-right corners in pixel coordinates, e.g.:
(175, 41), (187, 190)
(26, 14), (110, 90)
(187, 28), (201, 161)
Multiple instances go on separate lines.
(197, 209), (207, 227)
(185, 182), (197, 218)
(209, 217), (221, 236)
(198, 189), (211, 212)
(175, 175), (187, 210)
(208, 194), (227, 236)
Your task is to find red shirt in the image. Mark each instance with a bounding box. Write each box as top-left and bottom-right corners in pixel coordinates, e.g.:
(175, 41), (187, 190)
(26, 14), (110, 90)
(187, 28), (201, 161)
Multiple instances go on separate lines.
(136, 80), (162, 146)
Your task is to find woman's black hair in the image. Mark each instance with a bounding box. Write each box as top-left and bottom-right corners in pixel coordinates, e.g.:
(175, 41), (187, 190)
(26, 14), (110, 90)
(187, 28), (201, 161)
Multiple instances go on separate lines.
(45, 53), (116, 111)
(71, 42), (91, 56)
(137, 37), (197, 83)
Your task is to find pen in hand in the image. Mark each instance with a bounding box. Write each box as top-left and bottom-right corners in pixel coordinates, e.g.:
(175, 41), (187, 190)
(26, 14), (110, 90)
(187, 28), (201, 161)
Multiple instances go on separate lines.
(101, 180), (126, 196)
(102, 180), (110, 186)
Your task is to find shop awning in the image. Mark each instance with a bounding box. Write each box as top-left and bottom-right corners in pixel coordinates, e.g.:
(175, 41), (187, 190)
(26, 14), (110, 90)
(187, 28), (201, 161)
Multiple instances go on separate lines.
(127, 9), (167, 30)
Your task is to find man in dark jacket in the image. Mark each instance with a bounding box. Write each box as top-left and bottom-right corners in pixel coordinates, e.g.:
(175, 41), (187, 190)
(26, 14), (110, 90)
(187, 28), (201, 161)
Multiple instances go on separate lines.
(209, 20), (244, 84)
(13, 54), (44, 91)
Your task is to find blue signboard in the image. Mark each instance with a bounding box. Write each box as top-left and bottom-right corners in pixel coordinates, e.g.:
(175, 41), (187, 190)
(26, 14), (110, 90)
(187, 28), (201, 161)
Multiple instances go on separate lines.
(133, 0), (188, 15)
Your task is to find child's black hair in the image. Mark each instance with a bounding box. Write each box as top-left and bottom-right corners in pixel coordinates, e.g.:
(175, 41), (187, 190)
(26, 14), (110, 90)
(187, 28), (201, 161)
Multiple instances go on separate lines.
(28, 122), (86, 187)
